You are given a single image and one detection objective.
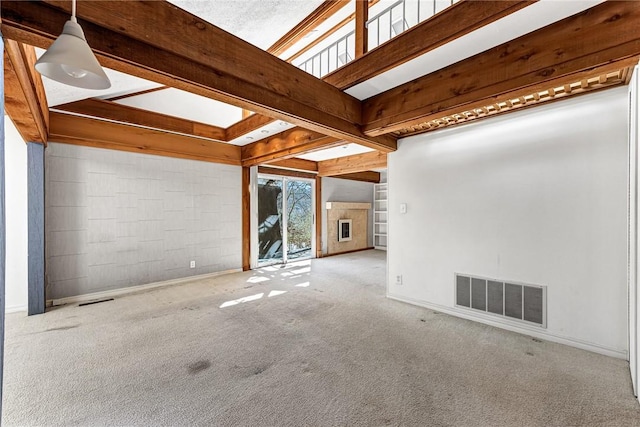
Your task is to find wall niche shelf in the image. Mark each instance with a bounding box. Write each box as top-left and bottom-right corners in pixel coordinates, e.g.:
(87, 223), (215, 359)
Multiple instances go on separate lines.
(373, 183), (387, 250)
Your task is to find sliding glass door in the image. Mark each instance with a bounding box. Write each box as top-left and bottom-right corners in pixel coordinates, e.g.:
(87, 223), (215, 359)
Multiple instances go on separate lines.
(285, 179), (313, 261)
(257, 174), (314, 266)
(258, 177), (284, 265)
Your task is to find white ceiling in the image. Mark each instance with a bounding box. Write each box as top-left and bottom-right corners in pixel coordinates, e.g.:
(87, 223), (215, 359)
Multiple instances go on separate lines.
(115, 88), (243, 128)
(297, 144), (374, 162)
(168, 0), (325, 50)
(35, 0), (609, 163)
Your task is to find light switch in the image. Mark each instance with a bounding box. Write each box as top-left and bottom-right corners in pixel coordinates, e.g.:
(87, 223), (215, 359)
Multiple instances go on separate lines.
(400, 203), (407, 214)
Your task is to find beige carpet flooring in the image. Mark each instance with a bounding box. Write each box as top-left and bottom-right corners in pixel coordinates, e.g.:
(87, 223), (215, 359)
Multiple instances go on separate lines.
(2, 250), (640, 426)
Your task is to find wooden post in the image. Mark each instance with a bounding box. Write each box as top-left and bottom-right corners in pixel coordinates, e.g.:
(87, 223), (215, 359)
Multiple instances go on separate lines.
(27, 142), (45, 315)
(242, 167), (251, 271)
(355, 0), (369, 58)
(315, 175), (323, 258)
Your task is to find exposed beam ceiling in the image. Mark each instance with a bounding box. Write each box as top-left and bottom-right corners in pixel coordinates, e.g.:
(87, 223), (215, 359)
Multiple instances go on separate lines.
(318, 151), (386, 176)
(49, 112), (241, 165)
(1, 0), (396, 152)
(55, 98), (227, 142)
(6, 0), (634, 170)
(324, 0), (535, 90)
(362, 0), (640, 136)
(3, 40), (49, 143)
(242, 127), (345, 167)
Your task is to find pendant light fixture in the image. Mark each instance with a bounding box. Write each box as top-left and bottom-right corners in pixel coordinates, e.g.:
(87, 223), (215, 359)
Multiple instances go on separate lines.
(34, 0), (111, 89)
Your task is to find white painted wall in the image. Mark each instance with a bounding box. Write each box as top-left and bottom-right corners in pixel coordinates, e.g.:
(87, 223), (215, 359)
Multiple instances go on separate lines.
(629, 65), (640, 397)
(388, 87), (629, 357)
(45, 143), (242, 300)
(4, 116), (28, 313)
(321, 177), (374, 254)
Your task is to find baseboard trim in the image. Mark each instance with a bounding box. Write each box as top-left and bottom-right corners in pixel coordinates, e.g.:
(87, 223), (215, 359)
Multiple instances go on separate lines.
(49, 268), (242, 307)
(6, 304), (27, 314)
(387, 293), (628, 360)
(323, 247), (375, 258)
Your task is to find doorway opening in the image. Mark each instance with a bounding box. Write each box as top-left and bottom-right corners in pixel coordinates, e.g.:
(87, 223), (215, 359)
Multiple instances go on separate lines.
(257, 174), (315, 266)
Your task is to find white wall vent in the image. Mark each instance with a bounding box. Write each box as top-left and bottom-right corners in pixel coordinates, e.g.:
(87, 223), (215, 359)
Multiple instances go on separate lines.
(455, 274), (546, 328)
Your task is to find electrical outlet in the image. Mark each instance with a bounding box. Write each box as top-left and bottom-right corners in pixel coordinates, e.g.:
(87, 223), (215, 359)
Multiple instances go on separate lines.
(396, 275), (402, 285)
(190, 260), (196, 269)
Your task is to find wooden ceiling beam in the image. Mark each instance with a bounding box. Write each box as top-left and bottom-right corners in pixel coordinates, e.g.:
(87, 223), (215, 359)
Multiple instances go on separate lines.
(3, 39), (49, 143)
(48, 112), (241, 166)
(392, 62), (634, 137)
(333, 171), (380, 183)
(318, 151), (386, 176)
(324, 0), (535, 90)
(361, 1), (640, 136)
(258, 166), (316, 180)
(269, 158), (319, 173)
(225, 114), (277, 142)
(268, 0), (351, 57)
(242, 127), (346, 167)
(55, 98), (227, 142)
(105, 86), (169, 102)
(258, 163), (380, 183)
(0, 1), (396, 152)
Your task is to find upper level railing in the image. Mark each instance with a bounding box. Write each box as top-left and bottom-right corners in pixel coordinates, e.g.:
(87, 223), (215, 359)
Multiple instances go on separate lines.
(295, 0), (457, 79)
(298, 30), (355, 78)
(367, 0), (457, 50)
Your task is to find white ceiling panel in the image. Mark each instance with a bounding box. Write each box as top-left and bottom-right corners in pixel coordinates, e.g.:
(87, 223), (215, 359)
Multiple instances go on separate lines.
(115, 88), (243, 128)
(297, 143), (374, 162)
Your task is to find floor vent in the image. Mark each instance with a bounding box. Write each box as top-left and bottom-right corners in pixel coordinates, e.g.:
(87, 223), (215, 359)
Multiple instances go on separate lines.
(455, 274), (546, 328)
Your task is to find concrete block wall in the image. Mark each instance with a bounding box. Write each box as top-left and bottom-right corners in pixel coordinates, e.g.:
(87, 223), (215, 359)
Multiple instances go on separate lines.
(45, 143), (241, 299)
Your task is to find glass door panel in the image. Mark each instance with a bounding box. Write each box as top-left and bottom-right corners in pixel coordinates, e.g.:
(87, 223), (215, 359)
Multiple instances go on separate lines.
(285, 179), (313, 261)
(258, 177), (284, 266)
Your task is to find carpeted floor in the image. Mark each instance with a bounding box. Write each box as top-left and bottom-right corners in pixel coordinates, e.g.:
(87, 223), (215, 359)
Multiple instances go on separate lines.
(3, 250), (640, 426)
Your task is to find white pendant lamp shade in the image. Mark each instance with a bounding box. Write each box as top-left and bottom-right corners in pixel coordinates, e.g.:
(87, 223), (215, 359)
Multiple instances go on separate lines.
(35, 19), (111, 90)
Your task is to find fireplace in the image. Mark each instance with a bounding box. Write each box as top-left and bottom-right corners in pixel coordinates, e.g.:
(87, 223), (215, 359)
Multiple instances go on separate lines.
(325, 202), (371, 255)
